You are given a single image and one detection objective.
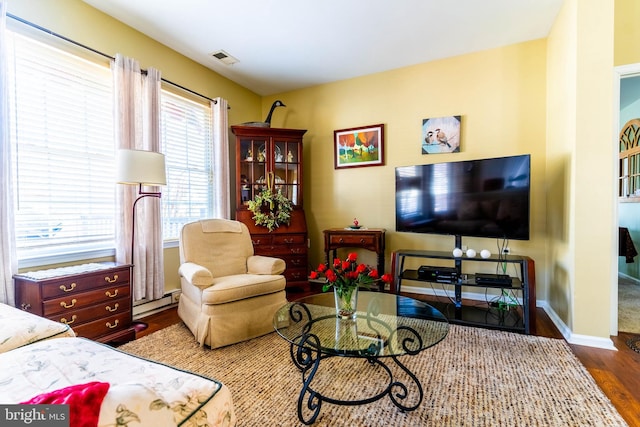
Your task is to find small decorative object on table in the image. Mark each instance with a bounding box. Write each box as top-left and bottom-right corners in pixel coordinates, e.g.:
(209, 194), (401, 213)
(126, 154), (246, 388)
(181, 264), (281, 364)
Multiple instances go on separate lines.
(309, 253), (392, 319)
(349, 218), (361, 229)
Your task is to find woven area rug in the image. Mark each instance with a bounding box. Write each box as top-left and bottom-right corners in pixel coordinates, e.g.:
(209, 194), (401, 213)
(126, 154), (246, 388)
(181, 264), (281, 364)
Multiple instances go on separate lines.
(118, 323), (626, 427)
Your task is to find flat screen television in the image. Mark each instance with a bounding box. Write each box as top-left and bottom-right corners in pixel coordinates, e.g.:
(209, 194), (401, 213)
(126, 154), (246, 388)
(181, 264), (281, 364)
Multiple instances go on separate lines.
(395, 154), (531, 241)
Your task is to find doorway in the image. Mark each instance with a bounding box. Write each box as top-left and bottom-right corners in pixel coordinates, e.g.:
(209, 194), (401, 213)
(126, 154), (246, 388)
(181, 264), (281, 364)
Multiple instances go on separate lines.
(614, 64), (640, 335)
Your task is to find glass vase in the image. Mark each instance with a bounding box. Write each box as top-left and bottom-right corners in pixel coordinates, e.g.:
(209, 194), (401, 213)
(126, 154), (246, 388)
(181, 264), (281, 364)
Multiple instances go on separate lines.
(334, 286), (358, 319)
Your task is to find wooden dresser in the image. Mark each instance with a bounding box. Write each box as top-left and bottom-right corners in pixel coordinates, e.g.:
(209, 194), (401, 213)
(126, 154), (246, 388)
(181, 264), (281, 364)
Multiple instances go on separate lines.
(14, 262), (135, 343)
(236, 209), (308, 290)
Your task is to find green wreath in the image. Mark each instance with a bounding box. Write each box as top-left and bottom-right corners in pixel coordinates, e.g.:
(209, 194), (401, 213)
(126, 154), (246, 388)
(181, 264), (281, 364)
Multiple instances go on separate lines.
(247, 188), (293, 232)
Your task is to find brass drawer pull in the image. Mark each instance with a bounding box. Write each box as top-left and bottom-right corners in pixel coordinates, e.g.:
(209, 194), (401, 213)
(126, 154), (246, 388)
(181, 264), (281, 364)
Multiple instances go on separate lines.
(60, 299), (77, 309)
(105, 289), (119, 298)
(59, 283), (77, 292)
(104, 274), (119, 283)
(61, 315), (77, 325)
(106, 320), (119, 329)
(283, 238), (294, 244)
(105, 303), (119, 312)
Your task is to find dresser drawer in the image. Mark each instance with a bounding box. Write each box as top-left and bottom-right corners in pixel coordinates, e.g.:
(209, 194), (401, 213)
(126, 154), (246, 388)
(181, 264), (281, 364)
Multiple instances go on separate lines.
(70, 311), (131, 340)
(47, 296), (130, 326)
(41, 268), (130, 299)
(328, 234), (377, 247)
(284, 267), (308, 282)
(250, 235), (273, 247)
(273, 234), (306, 245)
(283, 254), (307, 269)
(256, 244), (307, 256)
(43, 284), (131, 316)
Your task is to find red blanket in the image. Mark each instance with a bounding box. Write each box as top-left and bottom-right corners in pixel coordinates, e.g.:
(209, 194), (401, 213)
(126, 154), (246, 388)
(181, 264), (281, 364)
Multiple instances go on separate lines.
(21, 382), (110, 427)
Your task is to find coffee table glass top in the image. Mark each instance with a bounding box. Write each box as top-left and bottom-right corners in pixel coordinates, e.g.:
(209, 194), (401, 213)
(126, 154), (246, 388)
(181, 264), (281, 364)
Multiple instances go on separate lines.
(273, 291), (449, 358)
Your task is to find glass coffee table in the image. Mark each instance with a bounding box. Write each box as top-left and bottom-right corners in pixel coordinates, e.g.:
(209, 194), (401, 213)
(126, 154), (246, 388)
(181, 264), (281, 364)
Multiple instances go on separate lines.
(273, 291), (449, 425)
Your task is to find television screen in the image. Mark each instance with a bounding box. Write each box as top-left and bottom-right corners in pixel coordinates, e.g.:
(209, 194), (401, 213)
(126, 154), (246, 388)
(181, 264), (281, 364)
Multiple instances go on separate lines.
(395, 154), (531, 240)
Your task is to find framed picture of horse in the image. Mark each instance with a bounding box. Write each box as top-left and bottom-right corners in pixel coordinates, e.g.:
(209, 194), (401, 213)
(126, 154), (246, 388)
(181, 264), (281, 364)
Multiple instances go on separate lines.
(334, 123), (385, 169)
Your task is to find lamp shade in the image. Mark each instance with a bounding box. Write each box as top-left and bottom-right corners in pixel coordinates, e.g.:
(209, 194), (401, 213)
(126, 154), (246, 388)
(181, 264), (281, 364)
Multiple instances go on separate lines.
(116, 149), (167, 186)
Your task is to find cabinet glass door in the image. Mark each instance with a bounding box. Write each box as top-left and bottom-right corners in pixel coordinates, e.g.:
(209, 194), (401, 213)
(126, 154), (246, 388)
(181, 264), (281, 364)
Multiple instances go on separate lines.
(239, 137), (268, 205)
(274, 139), (302, 206)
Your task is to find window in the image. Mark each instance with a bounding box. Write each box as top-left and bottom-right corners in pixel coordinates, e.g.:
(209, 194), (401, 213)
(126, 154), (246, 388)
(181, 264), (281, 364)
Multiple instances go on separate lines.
(160, 89), (214, 240)
(6, 22), (219, 264)
(7, 29), (116, 265)
(619, 119), (640, 200)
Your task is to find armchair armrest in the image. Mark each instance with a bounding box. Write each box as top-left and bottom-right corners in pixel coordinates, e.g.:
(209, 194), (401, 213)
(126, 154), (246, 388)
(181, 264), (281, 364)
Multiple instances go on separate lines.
(247, 255), (286, 275)
(178, 262), (214, 288)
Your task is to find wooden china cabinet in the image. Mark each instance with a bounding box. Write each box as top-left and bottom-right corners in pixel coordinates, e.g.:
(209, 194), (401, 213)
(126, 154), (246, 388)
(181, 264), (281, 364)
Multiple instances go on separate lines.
(231, 125), (309, 290)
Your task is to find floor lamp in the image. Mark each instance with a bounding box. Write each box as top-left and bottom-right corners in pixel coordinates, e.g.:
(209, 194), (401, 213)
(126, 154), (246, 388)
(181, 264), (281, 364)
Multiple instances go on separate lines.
(116, 149), (167, 331)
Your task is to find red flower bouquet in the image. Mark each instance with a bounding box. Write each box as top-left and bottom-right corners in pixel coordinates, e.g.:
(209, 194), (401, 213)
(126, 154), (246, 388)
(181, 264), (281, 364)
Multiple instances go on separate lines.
(310, 252), (393, 316)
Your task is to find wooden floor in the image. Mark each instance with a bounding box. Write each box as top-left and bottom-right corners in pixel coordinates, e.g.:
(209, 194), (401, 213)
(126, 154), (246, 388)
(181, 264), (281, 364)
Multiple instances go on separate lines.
(137, 288), (640, 427)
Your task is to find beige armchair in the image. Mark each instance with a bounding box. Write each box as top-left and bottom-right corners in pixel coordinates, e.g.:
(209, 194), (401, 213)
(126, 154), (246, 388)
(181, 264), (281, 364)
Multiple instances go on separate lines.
(177, 219), (287, 348)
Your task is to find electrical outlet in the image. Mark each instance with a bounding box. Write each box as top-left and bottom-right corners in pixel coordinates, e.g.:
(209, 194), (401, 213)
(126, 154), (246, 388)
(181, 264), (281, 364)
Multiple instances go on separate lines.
(503, 247), (510, 254)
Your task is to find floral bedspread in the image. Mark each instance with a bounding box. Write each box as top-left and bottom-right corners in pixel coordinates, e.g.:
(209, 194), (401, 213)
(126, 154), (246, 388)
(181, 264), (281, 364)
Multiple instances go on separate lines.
(0, 337), (236, 427)
(0, 303), (76, 353)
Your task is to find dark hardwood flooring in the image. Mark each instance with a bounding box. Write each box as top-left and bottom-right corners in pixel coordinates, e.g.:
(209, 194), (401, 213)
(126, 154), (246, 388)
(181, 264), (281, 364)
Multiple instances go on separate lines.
(136, 287), (640, 427)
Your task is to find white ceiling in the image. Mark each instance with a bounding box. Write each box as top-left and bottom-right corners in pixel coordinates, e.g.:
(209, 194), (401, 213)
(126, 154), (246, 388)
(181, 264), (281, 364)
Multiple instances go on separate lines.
(82, 0), (564, 96)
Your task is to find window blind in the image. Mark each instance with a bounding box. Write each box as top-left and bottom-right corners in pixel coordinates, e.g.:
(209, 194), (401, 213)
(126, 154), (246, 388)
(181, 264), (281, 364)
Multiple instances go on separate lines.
(7, 31), (116, 262)
(160, 90), (213, 240)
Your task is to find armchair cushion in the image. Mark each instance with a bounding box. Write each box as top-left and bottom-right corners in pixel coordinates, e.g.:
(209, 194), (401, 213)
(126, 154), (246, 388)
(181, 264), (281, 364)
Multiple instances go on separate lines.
(201, 274), (285, 305)
(178, 262), (214, 288)
(247, 255), (286, 275)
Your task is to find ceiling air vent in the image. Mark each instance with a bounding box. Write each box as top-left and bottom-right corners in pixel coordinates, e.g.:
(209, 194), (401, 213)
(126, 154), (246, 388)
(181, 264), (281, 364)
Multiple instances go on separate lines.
(210, 50), (239, 66)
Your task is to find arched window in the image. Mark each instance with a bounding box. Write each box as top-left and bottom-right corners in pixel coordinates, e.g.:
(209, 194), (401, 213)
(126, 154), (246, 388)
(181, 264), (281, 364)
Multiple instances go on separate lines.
(619, 119), (640, 200)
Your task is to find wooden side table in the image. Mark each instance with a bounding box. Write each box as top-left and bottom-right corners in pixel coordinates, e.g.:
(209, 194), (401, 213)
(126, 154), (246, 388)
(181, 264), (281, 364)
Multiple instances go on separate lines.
(323, 228), (386, 289)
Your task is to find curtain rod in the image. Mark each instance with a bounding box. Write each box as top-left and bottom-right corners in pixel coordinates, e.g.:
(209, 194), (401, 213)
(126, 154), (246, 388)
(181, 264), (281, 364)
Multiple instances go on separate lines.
(6, 13), (229, 108)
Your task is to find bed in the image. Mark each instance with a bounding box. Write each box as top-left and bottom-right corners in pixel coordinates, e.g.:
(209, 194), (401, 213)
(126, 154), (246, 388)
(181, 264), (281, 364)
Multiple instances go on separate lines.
(0, 302), (76, 353)
(0, 336), (236, 426)
(0, 303), (235, 426)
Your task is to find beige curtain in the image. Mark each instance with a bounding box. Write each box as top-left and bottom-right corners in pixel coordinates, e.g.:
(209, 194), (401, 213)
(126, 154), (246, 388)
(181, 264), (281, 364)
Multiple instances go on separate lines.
(0, 1), (17, 305)
(212, 97), (230, 219)
(113, 54), (165, 302)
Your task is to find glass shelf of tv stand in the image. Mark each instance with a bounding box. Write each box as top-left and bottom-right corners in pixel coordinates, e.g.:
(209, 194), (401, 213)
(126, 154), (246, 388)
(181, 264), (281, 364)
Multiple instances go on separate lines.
(399, 269), (523, 289)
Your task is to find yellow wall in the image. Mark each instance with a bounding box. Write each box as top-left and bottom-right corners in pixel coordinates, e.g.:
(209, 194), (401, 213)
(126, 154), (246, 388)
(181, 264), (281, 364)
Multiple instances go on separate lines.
(615, 0), (640, 66)
(263, 41), (549, 296)
(546, 0), (615, 338)
(7, 0), (263, 293)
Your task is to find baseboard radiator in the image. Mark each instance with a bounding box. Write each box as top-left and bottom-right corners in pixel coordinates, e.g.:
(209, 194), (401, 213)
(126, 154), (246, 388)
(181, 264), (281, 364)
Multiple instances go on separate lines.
(132, 289), (181, 320)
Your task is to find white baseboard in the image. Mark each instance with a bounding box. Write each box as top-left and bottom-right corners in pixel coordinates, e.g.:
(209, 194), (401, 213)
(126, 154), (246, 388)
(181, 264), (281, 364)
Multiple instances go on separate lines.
(538, 301), (617, 351)
(618, 271), (640, 284)
(404, 284), (618, 351)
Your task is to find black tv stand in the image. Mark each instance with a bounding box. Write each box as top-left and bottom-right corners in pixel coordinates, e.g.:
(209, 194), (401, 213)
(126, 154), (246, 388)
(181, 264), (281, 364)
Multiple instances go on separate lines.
(391, 249), (536, 334)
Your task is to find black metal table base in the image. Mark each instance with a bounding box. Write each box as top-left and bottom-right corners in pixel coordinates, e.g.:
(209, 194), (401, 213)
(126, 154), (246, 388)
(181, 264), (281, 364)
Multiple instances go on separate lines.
(289, 334), (424, 425)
